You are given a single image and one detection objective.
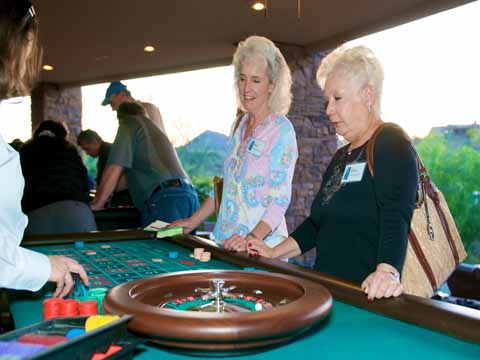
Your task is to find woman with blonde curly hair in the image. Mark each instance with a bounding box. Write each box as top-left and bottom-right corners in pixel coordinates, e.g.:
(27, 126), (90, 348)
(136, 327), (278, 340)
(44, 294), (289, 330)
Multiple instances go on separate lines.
(248, 46), (418, 300)
(172, 36), (298, 251)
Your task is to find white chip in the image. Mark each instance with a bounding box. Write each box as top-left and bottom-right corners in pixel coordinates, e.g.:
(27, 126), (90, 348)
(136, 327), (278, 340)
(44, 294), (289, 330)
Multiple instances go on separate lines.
(255, 303), (263, 311)
(152, 258), (163, 262)
(86, 251), (96, 255)
(193, 248), (205, 260)
(199, 252), (211, 262)
(100, 245), (111, 249)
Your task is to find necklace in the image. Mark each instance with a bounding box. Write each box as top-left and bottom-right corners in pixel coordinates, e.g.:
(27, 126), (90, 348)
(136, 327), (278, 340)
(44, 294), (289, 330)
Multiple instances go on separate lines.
(320, 145), (366, 206)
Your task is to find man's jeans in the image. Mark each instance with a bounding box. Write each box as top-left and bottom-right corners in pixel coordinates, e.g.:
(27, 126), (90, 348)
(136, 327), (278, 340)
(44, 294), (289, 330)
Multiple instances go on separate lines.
(141, 183), (200, 227)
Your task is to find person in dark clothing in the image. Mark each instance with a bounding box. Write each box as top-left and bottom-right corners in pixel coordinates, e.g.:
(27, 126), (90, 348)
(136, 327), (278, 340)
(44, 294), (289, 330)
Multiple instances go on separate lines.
(77, 129), (111, 184)
(77, 129), (133, 207)
(9, 138), (23, 151)
(247, 46), (418, 301)
(20, 120), (97, 235)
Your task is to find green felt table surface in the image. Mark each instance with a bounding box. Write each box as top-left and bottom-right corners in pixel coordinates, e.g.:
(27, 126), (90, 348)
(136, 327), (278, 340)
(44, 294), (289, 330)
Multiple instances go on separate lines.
(10, 236), (480, 359)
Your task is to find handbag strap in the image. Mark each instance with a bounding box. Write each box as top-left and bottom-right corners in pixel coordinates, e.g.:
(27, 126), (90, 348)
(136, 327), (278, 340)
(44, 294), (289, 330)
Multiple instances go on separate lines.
(366, 123), (461, 291)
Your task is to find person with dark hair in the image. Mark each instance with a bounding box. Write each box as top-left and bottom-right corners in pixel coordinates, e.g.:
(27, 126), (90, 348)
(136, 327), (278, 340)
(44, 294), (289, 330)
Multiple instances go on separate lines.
(0, 0), (88, 297)
(90, 102), (199, 226)
(78, 129), (133, 207)
(9, 138), (23, 151)
(77, 129), (111, 184)
(20, 120), (97, 235)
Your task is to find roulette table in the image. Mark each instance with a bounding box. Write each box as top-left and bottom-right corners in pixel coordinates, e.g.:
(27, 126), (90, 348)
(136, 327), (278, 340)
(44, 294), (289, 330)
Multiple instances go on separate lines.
(9, 230), (480, 359)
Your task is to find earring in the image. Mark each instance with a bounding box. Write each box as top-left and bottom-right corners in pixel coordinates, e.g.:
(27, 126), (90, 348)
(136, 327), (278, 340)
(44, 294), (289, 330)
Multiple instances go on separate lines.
(367, 104), (372, 113)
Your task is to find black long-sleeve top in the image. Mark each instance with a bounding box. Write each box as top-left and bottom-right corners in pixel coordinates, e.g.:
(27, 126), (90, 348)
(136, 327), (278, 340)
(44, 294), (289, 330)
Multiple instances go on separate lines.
(291, 125), (418, 284)
(20, 137), (90, 213)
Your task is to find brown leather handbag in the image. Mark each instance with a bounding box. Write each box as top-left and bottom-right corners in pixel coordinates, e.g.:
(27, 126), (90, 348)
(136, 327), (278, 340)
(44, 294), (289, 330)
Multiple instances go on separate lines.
(367, 123), (467, 298)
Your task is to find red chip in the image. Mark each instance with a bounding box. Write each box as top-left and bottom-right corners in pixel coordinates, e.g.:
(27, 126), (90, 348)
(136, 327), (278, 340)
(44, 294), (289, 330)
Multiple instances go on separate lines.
(179, 259), (195, 266)
(43, 297), (63, 319)
(18, 334), (68, 346)
(79, 300), (98, 316)
(60, 299), (79, 316)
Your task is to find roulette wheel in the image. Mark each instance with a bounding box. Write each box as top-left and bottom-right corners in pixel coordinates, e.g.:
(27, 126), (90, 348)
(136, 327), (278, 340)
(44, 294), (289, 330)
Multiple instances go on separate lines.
(103, 270), (332, 352)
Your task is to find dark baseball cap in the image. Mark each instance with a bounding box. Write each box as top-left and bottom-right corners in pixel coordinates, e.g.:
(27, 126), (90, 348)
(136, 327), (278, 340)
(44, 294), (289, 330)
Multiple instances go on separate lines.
(101, 81), (128, 106)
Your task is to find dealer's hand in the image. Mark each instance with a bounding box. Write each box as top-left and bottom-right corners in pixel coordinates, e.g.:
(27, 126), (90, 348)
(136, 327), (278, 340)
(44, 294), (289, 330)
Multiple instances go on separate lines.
(48, 256), (89, 298)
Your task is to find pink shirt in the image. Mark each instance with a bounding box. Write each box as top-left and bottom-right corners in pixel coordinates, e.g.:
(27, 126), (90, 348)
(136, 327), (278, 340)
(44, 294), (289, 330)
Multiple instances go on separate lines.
(213, 113), (298, 247)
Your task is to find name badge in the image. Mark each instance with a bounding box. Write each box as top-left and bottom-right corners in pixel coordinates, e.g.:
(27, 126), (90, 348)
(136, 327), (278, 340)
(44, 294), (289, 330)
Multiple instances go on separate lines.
(341, 162), (366, 183)
(247, 139), (265, 157)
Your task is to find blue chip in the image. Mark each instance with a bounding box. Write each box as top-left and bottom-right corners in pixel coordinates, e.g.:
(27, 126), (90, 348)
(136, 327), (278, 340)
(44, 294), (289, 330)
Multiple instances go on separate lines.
(66, 328), (85, 338)
(168, 251), (178, 259)
(75, 241), (84, 249)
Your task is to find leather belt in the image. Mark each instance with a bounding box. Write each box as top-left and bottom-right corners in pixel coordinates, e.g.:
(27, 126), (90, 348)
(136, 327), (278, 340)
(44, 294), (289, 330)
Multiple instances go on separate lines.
(151, 178), (190, 196)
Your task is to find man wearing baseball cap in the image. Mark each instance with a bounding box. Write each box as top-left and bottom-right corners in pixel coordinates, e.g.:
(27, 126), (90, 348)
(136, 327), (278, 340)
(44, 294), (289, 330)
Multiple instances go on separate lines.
(101, 81), (167, 135)
(90, 102), (199, 227)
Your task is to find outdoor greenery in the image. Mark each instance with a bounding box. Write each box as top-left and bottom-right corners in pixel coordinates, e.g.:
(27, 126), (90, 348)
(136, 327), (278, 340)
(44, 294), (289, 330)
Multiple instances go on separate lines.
(190, 175), (217, 222)
(416, 130), (480, 263)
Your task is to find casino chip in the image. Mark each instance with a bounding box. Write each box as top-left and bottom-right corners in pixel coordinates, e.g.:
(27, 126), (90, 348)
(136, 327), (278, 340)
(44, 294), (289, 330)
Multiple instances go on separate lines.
(74, 241), (84, 249)
(152, 258), (163, 263)
(179, 259), (195, 266)
(168, 251), (178, 259)
(100, 245), (112, 249)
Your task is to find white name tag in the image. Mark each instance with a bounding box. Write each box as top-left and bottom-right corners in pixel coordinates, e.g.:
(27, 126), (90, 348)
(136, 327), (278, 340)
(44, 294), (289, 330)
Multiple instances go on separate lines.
(247, 139), (265, 157)
(341, 162), (366, 183)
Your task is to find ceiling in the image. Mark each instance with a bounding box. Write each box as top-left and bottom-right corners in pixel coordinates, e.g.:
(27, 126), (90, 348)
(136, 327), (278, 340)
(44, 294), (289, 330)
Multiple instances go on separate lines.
(35, 0), (473, 87)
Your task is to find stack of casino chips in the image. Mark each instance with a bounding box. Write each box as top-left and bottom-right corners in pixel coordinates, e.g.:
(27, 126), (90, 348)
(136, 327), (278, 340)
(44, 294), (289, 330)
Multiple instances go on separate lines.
(43, 298), (98, 319)
(79, 300), (99, 316)
(43, 298), (63, 319)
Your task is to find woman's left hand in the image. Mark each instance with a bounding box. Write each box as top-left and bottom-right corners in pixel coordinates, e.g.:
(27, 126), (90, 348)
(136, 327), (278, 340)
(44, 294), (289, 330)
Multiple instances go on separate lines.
(223, 234), (247, 252)
(361, 263), (403, 301)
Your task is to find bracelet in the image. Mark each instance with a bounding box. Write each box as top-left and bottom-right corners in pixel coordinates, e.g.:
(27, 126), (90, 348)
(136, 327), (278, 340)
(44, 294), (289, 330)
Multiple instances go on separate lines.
(389, 271), (400, 282)
(246, 232), (261, 241)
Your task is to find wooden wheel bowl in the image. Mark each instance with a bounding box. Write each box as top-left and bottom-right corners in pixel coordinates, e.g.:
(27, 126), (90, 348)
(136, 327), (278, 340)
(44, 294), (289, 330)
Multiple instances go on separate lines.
(103, 270), (332, 351)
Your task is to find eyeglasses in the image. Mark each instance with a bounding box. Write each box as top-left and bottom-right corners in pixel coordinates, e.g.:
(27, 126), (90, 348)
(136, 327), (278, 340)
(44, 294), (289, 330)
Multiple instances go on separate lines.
(20, 3), (36, 30)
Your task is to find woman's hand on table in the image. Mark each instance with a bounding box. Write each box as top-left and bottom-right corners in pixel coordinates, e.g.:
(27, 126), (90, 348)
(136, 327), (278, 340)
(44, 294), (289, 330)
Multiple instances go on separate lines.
(48, 256), (89, 298)
(361, 263), (403, 301)
(169, 218), (195, 234)
(223, 234), (248, 252)
(246, 236), (274, 258)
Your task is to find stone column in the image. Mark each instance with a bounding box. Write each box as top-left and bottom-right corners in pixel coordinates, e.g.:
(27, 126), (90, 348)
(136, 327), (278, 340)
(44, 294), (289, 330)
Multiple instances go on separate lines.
(279, 45), (338, 266)
(31, 83), (82, 142)
(281, 46), (337, 231)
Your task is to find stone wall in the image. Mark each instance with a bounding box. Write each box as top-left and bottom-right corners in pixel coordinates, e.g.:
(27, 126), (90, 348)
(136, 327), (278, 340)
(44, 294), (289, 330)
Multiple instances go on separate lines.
(31, 83), (82, 143)
(282, 48), (337, 232)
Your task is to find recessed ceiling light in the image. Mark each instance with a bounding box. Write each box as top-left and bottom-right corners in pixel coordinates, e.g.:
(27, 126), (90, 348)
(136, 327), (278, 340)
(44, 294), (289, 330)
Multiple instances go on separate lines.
(42, 64), (54, 71)
(251, 2), (265, 11)
(144, 45), (155, 52)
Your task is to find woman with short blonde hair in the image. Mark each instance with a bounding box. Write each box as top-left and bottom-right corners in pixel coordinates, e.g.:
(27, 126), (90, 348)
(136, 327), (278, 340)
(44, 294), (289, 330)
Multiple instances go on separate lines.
(249, 46), (418, 301)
